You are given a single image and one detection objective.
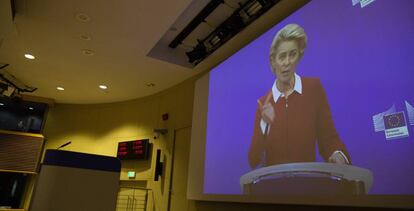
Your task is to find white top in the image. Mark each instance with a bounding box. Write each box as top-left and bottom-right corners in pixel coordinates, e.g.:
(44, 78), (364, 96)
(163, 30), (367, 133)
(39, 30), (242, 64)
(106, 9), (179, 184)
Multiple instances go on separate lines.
(271, 73), (303, 103)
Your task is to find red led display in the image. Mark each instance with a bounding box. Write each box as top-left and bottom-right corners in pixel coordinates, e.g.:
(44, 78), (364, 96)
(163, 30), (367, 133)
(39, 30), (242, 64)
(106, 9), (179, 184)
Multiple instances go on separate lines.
(116, 139), (150, 160)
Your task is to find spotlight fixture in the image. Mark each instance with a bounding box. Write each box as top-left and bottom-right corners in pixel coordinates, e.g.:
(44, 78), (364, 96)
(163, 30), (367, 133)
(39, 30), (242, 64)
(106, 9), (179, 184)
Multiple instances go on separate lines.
(0, 81), (8, 94)
(169, 0), (223, 48)
(146, 83), (155, 87)
(28, 106), (34, 110)
(153, 128), (168, 139)
(24, 54), (35, 60)
(186, 40), (207, 64)
(170, 0), (280, 65)
(57, 86), (65, 91)
(0, 102), (4, 106)
(1, 64), (37, 94)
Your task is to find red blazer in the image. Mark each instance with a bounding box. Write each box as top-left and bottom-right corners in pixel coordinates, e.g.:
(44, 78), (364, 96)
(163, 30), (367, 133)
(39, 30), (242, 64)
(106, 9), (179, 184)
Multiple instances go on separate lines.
(248, 77), (350, 168)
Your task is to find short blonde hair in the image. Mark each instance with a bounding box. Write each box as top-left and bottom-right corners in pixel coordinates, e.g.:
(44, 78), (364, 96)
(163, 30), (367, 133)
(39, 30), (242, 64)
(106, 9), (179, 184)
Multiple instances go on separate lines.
(269, 24), (307, 59)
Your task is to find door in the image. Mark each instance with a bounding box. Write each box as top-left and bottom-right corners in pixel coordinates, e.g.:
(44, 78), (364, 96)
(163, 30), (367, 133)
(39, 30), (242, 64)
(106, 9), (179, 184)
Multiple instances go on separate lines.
(169, 127), (191, 211)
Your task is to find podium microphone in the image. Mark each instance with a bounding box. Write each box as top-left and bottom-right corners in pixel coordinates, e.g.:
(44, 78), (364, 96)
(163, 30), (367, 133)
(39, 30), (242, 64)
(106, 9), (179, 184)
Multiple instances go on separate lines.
(57, 141), (72, 150)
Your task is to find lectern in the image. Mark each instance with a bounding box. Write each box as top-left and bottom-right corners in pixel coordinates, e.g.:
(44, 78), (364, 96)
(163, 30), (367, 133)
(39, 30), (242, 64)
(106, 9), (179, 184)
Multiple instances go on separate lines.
(240, 162), (373, 195)
(30, 150), (121, 211)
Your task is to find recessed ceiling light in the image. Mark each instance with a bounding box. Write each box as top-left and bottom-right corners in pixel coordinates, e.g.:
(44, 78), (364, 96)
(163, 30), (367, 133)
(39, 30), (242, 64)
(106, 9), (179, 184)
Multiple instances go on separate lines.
(57, 86), (65, 91)
(81, 49), (95, 56)
(24, 54), (35, 59)
(99, 85), (108, 90)
(75, 13), (91, 23)
(0, 103), (4, 106)
(146, 83), (155, 87)
(79, 34), (92, 41)
(29, 107), (34, 110)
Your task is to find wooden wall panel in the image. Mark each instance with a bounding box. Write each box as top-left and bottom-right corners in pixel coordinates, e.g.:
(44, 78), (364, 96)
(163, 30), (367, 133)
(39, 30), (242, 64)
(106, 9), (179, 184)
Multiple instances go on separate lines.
(0, 131), (44, 173)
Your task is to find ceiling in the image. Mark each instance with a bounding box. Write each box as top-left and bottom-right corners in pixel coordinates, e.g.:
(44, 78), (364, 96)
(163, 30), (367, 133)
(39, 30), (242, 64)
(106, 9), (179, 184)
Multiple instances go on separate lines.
(0, 0), (307, 104)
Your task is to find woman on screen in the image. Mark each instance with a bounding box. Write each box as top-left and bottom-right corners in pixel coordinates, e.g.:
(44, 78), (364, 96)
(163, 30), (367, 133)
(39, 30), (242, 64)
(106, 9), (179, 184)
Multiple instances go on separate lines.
(248, 24), (351, 169)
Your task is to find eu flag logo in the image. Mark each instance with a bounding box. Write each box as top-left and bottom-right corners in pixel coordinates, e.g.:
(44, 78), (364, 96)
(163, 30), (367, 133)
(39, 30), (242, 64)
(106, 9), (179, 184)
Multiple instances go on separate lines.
(384, 112), (406, 129)
(383, 112), (409, 140)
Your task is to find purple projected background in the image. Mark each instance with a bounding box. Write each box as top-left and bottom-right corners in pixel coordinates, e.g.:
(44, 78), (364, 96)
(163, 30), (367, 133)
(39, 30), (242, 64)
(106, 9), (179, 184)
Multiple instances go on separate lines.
(204, 0), (414, 195)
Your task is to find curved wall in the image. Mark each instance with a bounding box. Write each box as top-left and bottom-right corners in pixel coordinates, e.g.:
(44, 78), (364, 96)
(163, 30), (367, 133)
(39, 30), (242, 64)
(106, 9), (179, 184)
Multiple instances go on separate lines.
(43, 75), (196, 211)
